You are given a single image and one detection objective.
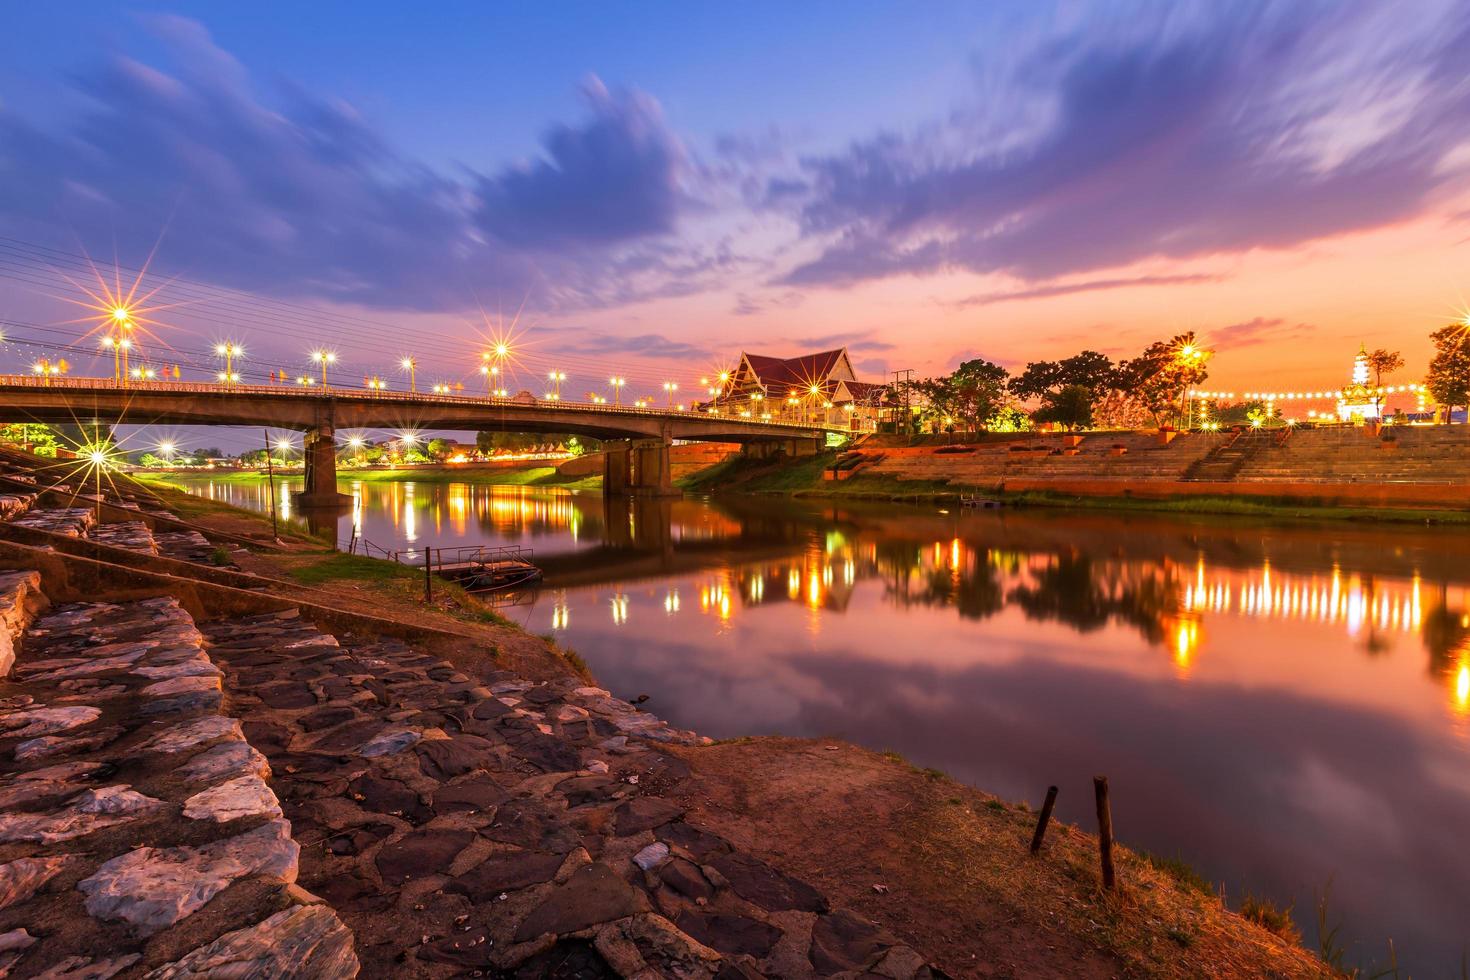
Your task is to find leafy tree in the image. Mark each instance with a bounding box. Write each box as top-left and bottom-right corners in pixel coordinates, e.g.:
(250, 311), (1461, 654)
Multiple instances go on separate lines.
(912, 358), (1010, 433)
(426, 438), (455, 460)
(1032, 384), (1095, 430)
(0, 423), (60, 457)
(1425, 324), (1470, 423)
(1116, 332), (1211, 425)
(1009, 351), (1115, 400)
(1366, 348), (1404, 388)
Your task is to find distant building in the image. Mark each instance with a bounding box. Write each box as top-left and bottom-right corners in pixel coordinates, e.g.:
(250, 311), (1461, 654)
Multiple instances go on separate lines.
(716, 347), (887, 430)
(1337, 344), (1380, 423)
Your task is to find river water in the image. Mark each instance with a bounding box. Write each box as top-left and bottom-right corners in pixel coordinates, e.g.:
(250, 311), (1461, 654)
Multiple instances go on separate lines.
(169, 473), (1470, 973)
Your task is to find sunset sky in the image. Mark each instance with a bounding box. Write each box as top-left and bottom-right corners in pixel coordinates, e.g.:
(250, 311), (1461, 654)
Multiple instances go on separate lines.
(3, 0), (1470, 399)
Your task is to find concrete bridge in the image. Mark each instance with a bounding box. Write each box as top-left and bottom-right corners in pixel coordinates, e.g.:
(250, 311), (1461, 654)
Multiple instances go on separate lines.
(0, 377), (831, 503)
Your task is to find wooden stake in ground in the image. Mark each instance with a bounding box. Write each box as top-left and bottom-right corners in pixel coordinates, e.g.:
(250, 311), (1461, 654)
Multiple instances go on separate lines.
(423, 547), (433, 603)
(1093, 776), (1115, 889)
(1030, 785), (1059, 855)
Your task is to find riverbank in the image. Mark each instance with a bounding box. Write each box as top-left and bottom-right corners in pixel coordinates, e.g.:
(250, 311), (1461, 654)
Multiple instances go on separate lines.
(109, 469), (1340, 976)
(682, 451), (1470, 525)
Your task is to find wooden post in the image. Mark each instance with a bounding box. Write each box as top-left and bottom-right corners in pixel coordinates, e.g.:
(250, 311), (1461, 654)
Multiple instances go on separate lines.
(1030, 786), (1058, 855)
(1093, 776), (1115, 889)
(423, 546), (433, 603)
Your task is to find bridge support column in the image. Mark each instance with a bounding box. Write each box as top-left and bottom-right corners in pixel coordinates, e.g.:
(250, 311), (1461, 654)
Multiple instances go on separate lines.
(295, 426), (351, 508)
(743, 437), (823, 461)
(603, 442), (632, 494)
(631, 440), (678, 497)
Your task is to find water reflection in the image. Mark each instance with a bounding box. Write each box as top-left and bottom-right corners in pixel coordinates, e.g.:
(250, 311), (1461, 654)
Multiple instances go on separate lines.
(164, 473), (1470, 971)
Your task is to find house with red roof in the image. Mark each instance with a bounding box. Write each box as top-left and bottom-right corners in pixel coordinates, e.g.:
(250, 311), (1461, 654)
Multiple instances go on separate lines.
(711, 347), (888, 430)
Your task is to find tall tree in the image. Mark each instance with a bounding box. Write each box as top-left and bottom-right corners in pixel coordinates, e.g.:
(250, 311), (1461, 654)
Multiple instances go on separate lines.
(1117, 332), (1211, 425)
(1367, 348), (1405, 415)
(912, 358), (1010, 433)
(1425, 324), (1470, 424)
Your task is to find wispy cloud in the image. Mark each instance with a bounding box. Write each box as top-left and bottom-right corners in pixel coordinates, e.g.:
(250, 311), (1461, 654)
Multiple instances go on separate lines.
(949, 273), (1220, 309)
(778, 1), (1470, 288)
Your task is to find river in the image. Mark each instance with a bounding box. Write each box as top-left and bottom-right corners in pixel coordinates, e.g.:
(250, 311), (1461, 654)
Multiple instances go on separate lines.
(166, 472), (1470, 974)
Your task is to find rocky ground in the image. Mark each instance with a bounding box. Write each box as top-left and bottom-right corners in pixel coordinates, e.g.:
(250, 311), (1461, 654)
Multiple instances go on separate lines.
(0, 575), (937, 977)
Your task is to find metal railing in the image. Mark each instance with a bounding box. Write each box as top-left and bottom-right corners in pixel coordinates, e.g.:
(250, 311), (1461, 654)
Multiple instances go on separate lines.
(0, 374), (846, 432)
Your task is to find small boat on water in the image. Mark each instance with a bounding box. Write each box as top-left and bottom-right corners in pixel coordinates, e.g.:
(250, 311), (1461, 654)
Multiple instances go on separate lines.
(457, 558), (542, 593)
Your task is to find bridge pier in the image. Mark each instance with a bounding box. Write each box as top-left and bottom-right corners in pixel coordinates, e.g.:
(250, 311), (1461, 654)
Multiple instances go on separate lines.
(295, 426), (352, 508)
(602, 438), (679, 497)
(743, 437), (824, 461)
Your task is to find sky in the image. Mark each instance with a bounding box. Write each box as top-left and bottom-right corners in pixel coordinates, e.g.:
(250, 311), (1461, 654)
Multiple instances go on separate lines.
(3, 0), (1470, 404)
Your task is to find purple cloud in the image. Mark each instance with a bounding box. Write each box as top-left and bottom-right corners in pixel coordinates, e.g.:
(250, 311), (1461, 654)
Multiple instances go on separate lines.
(779, 2), (1470, 288)
(477, 77), (688, 248)
(0, 18), (698, 313)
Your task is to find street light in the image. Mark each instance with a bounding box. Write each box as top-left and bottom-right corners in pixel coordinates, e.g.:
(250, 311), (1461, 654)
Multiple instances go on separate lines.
(400, 356), (417, 393)
(366, 376), (387, 391)
(214, 343), (243, 385)
(310, 350), (336, 388)
(480, 363), (500, 396)
(549, 371), (566, 400)
(609, 376), (626, 406)
(157, 441), (176, 463)
(663, 381), (678, 407)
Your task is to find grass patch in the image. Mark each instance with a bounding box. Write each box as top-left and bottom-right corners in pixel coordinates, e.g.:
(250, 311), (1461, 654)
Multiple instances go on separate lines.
(1140, 851), (1215, 896)
(1240, 893), (1300, 944)
(286, 551), (420, 586)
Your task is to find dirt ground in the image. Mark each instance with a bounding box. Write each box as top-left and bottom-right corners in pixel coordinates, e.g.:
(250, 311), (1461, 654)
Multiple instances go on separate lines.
(661, 738), (1335, 980)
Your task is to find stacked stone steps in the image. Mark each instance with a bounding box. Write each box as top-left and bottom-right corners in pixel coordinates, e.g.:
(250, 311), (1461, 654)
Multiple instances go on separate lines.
(204, 610), (936, 978)
(154, 529), (228, 565)
(8, 507), (96, 538)
(1233, 428), (1470, 485)
(0, 493), (34, 521)
(0, 597), (359, 978)
(0, 571), (47, 679)
(868, 434), (1216, 485)
(87, 520), (161, 556)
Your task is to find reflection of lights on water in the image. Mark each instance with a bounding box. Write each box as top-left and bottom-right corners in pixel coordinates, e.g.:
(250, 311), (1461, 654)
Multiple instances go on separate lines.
(550, 593), (570, 631)
(663, 589), (680, 614)
(1174, 620), (1200, 671)
(403, 485), (417, 543)
(748, 576), (764, 602)
(949, 538), (961, 573)
(1456, 664), (1470, 713)
(788, 569), (800, 599)
(610, 592), (629, 625)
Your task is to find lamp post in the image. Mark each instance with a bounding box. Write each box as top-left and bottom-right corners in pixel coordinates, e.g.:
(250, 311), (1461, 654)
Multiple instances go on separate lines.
(101, 337), (119, 382)
(718, 371), (730, 412)
(400, 357), (417, 393)
(480, 364), (500, 397)
(310, 350), (336, 388)
(662, 381), (678, 408)
(215, 343), (243, 386)
(548, 371), (566, 401)
(609, 376), (626, 406)
(110, 307), (133, 385)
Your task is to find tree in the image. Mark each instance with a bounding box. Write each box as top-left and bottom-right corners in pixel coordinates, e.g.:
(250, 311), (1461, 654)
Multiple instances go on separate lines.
(1366, 348), (1405, 415)
(0, 424), (60, 457)
(1032, 384), (1094, 430)
(426, 438), (455, 461)
(913, 358), (1009, 433)
(1425, 324), (1470, 423)
(1117, 332), (1211, 425)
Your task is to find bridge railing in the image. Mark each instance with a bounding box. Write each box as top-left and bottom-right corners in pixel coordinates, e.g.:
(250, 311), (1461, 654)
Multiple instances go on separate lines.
(0, 374), (847, 432)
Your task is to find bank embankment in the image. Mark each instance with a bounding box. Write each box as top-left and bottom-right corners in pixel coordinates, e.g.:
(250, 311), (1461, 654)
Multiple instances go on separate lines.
(682, 442), (1470, 525)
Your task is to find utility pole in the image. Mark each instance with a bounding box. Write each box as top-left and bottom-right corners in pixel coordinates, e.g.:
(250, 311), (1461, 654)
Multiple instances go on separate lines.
(891, 369), (914, 436)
